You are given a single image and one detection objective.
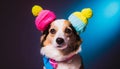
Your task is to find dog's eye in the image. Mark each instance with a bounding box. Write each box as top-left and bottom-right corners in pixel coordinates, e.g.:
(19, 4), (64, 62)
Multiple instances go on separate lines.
(50, 29), (56, 34)
(65, 28), (72, 34)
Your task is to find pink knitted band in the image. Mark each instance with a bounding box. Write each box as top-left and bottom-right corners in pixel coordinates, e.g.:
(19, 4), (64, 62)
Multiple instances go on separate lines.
(35, 10), (56, 31)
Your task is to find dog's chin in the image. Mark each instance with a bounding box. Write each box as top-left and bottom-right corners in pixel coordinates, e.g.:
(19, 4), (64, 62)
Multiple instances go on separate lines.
(55, 44), (68, 50)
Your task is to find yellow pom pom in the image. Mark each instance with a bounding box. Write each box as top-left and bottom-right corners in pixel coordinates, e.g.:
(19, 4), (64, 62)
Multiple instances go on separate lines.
(73, 12), (87, 23)
(73, 8), (93, 24)
(32, 5), (43, 16)
(81, 8), (93, 18)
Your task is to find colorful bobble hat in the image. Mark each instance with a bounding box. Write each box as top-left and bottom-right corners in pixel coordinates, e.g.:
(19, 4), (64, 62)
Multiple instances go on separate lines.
(68, 8), (93, 33)
(32, 5), (56, 31)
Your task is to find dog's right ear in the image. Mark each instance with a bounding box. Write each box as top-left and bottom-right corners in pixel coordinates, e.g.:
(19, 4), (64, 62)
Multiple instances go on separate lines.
(40, 25), (51, 47)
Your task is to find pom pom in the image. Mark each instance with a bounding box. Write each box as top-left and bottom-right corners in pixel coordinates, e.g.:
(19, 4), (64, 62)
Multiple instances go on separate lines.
(32, 5), (43, 16)
(81, 8), (93, 19)
(72, 8), (93, 24)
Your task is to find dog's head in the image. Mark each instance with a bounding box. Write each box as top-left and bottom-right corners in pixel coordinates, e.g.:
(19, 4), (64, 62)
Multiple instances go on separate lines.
(32, 6), (92, 61)
(40, 19), (82, 55)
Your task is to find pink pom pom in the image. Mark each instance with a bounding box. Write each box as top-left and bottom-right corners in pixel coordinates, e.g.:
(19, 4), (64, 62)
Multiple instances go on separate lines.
(35, 10), (56, 31)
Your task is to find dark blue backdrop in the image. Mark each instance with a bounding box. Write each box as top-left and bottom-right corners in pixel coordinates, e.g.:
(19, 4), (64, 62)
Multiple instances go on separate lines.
(1, 0), (120, 69)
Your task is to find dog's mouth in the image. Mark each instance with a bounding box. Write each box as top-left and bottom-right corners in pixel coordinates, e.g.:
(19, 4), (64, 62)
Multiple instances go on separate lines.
(56, 44), (67, 49)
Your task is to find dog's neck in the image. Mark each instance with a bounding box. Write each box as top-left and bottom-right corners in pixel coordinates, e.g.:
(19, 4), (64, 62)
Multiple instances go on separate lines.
(49, 54), (77, 69)
(40, 45), (81, 61)
(50, 53), (75, 62)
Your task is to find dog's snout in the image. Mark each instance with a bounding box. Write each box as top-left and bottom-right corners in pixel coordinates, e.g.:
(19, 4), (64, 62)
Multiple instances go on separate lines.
(56, 38), (64, 45)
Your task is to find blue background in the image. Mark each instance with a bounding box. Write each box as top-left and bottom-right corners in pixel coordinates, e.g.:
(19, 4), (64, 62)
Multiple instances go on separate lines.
(1, 0), (120, 69)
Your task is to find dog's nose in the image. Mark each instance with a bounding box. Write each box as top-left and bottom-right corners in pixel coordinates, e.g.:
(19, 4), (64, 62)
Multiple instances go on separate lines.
(56, 38), (64, 45)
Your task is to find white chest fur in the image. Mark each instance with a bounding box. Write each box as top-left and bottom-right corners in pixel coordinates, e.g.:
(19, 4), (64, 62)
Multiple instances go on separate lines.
(57, 54), (82, 69)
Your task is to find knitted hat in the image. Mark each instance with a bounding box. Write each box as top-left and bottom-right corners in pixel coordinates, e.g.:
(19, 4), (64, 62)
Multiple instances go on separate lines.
(32, 5), (56, 31)
(68, 8), (93, 33)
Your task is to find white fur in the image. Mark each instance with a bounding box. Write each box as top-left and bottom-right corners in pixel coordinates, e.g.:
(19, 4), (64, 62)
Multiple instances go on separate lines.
(40, 44), (81, 61)
(41, 45), (82, 69)
(52, 19), (69, 49)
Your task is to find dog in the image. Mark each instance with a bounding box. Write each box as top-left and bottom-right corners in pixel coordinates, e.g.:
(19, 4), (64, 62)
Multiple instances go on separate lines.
(40, 19), (84, 69)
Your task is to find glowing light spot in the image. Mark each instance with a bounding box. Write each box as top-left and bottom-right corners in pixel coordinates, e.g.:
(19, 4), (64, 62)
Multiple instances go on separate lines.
(104, 2), (119, 18)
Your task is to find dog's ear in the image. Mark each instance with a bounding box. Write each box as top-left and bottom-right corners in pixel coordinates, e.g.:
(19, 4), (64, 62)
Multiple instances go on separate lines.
(69, 24), (82, 51)
(40, 25), (51, 47)
(70, 24), (82, 41)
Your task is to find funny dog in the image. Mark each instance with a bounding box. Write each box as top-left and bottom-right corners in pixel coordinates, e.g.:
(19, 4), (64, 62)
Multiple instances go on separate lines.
(40, 19), (84, 69)
(32, 5), (92, 69)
